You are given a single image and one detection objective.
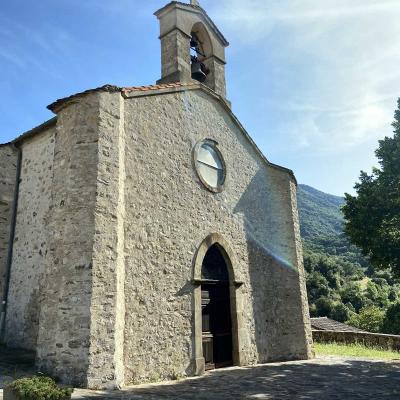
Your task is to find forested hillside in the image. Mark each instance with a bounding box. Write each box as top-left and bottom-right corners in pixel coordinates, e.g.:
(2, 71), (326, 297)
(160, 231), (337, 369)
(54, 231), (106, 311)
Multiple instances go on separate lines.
(297, 184), (400, 333)
(298, 184), (344, 238)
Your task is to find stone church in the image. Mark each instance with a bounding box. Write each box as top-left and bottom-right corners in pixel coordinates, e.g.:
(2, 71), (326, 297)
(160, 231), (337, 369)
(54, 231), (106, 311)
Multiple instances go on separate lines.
(0, 0), (313, 389)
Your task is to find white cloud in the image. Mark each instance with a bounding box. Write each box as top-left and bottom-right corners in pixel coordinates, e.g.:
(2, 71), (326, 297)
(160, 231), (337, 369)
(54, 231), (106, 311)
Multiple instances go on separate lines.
(0, 49), (26, 69)
(206, 0), (400, 153)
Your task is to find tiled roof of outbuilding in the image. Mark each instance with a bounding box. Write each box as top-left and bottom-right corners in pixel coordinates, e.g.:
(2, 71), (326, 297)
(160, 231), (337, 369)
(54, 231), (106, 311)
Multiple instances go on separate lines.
(311, 317), (366, 333)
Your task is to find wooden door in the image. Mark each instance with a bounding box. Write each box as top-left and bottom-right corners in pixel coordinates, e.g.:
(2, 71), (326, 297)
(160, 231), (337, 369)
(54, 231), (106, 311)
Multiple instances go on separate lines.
(201, 283), (233, 370)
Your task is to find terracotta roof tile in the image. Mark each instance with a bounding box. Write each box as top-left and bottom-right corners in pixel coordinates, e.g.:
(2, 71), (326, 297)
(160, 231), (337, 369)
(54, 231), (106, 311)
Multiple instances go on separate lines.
(122, 82), (197, 93)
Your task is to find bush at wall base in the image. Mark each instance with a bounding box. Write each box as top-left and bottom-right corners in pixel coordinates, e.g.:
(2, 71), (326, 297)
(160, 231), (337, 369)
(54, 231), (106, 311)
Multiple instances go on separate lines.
(4, 376), (73, 400)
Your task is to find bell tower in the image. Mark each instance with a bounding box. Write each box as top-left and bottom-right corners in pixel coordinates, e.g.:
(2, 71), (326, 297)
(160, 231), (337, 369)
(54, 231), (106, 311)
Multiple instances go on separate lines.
(155, 1), (229, 99)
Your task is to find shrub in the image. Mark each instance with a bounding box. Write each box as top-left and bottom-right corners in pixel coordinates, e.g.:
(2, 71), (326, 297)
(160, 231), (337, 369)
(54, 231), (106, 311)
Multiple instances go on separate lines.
(383, 302), (400, 335)
(331, 302), (352, 323)
(315, 297), (335, 317)
(6, 376), (73, 400)
(340, 283), (367, 312)
(346, 306), (385, 333)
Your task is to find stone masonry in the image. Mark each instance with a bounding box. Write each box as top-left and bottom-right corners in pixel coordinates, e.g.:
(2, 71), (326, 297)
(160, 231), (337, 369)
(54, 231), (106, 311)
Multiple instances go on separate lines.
(5, 128), (55, 350)
(0, 145), (18, 329)
(156, 1), (228, 99)
(36, 94), (107, 387)
(120, 86), (313, 384)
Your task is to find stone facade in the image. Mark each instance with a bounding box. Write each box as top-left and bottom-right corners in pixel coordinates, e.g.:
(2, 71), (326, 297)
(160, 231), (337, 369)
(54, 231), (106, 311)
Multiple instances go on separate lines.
(0, 144), (18, 330)
(0, 0), (313, 390)
(122, 88), (312, 384)
(5, 128), (55, 350)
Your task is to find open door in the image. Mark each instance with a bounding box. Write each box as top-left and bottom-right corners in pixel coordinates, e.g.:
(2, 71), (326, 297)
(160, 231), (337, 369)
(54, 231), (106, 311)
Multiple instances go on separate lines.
(201, 244), (233, 370)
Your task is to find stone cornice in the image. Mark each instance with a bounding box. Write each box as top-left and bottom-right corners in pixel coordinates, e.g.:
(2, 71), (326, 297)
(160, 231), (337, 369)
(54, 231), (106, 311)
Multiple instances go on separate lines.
(154, 1), (229, 47)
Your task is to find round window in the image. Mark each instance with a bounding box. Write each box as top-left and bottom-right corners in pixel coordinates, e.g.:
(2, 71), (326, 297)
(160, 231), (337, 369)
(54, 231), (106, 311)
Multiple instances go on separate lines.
(194, 140), (226, 192)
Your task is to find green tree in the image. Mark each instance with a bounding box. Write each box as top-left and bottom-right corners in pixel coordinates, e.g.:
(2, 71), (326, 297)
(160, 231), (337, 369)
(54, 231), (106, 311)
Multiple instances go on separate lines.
(340, 283), (366, 312)
(365, 281), (390, 309)
(306, 271), (330, 303)
(343, 98), (400, 276)
(382, 302), (400, 335)
(315, 297), (335, 317)
(389, 288), (398, 302)
(331, 302), (352, 323)
(346, 306), (385, 333)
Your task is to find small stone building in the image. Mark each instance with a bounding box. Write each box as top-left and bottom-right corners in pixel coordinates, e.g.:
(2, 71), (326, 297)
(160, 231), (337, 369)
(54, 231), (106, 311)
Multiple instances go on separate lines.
(310, 317), (366, 333)
(0, 0), (313, 389)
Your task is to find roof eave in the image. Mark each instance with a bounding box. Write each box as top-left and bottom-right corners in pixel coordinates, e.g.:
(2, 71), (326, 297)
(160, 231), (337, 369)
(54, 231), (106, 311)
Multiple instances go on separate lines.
(2, 82), (297, 185)
(47, 84), (122, 114)
(0, 117), (57, 147)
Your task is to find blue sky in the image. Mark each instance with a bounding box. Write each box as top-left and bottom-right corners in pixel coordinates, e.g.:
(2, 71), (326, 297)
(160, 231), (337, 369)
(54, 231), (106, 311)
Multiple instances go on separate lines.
(1, 0), (399, 196)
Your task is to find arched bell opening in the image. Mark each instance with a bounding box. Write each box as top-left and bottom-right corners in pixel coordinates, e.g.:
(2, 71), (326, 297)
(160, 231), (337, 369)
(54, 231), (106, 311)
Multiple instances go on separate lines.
(191, 22), (213, 61)
(192, 234), (244, 375)
(190, 22), (213, 83)
(156, 1), (228, 98)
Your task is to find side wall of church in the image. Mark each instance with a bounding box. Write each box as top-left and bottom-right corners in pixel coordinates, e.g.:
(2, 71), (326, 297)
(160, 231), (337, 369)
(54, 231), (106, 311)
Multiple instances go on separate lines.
(36, 92), (127, 389)
(0, 145), (18, 325)
(35, 96), (100, 387)
(4, 127), (56, 350)
(122, 89), (312, 384)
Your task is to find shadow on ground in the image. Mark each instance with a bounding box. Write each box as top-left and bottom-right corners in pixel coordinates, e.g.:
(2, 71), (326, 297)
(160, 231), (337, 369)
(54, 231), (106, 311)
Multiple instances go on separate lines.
(73, 358), (400, 400)
(1, 348), (400, 400)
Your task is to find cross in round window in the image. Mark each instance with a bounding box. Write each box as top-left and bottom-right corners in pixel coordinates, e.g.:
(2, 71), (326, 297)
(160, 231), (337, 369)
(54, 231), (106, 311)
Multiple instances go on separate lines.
(194, 140), (226, 192)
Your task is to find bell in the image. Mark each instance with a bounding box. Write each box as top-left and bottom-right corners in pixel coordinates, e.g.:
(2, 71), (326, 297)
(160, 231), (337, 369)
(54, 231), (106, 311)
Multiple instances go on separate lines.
(190, 38), (199, 48)
(191, 61), (207, 83)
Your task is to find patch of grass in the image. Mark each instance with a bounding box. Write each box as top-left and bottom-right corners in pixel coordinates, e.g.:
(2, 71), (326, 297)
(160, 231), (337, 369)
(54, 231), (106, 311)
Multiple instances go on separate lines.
(315, 342), (400, 360)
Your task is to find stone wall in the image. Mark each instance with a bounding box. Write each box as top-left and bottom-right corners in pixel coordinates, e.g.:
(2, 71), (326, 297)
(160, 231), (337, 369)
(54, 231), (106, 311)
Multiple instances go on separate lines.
(86, 92), (126, 389)
(4, 129), (55, 350)
(0, 145), (18, 326)
(36, 96), (100, 386)
(5, 86), (312, 388)
(35, 91), (127, 389)
(313, 330), (400, 351)
(122, 88), (312, 384)
(289, 180), (314, 354)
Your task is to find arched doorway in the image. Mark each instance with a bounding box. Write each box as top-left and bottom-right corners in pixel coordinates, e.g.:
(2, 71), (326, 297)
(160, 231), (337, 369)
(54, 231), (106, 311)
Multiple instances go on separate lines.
(192, 234), (244, 375)
(201, 244), (233, 369)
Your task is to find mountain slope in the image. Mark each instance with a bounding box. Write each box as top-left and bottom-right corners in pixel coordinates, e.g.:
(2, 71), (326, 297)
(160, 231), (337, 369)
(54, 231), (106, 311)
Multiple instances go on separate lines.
(297, 184), (364, 264)
(297, 184), (345, 239)
(296, 183), (400, 326)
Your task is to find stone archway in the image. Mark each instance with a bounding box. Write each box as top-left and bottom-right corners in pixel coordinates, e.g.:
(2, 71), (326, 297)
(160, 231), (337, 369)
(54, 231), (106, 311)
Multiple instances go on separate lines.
(191, 22), (213, 61)
(192, 233), (244, 375)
